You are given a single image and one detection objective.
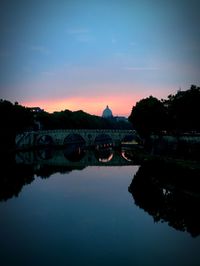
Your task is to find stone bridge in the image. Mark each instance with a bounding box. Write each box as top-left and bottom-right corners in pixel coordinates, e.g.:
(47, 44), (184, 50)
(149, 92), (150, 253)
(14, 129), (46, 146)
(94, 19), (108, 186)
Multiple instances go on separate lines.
(16, 129), (139, 149)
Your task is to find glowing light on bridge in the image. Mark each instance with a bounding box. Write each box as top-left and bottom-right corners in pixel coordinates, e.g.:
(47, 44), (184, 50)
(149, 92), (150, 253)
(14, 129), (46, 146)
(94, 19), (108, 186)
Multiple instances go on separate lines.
(98, 153), (114, 163)
(121, 151), (132, 162)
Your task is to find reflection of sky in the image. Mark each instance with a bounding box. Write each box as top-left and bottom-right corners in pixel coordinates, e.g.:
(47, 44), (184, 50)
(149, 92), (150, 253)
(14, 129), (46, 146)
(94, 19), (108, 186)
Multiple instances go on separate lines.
(1, 166), (200, 265)
(0, 0), (200, 116)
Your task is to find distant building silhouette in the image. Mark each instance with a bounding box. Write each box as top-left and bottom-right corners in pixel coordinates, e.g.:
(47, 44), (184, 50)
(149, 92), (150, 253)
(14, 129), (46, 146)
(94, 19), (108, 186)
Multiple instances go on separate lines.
(102, 105), (113, 118)
(102, 106), (128, 122)
(115, 116), (128, 122)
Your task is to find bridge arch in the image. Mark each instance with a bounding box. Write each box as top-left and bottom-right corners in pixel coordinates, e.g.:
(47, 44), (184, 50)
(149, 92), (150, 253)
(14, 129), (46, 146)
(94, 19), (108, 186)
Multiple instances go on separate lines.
(37, 135), (54, 146)
(95, 148), (114, 163)
(63, 133), (86, 147)
(121, 134), (140, 145)
(63, 148), (85, 162)
(94, 133), (113, 148)
(36, 148), (54, 160)
(63, 134), (86, 162)
(121, 150), (132, 162)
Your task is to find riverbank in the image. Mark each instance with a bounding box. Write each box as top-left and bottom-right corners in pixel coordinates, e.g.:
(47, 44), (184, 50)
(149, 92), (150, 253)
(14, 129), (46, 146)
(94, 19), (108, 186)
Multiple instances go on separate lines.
(122, 144), (200, 170)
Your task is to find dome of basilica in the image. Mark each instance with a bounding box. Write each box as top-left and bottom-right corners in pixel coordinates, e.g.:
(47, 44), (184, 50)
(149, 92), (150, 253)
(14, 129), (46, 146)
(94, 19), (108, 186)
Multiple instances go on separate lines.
(102, 105), (113, 118)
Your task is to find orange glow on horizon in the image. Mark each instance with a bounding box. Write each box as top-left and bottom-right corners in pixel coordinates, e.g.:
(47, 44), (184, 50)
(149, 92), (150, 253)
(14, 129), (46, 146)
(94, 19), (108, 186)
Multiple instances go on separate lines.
(22, 95), (141, 117)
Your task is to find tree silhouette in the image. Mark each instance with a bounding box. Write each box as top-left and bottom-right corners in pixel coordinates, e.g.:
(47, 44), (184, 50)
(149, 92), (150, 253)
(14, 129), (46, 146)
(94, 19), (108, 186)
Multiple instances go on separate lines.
(128, 96), (167, 137)
(129, 85), (200, 137)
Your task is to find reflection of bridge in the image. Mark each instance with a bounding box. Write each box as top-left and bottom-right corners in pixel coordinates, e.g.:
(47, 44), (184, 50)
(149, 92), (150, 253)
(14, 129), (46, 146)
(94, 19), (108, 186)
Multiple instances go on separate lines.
(16, 148), (135, 167)
(16, 129), (139, 149)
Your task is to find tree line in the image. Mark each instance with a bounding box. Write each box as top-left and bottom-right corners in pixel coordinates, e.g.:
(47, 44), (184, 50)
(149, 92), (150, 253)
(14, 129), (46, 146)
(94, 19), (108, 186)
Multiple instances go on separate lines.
(128, 85), (200, 137)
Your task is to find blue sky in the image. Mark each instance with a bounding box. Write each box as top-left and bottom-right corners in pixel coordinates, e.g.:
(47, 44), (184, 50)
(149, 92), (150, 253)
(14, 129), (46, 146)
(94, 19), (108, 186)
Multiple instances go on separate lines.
(0, 0), (200, 115)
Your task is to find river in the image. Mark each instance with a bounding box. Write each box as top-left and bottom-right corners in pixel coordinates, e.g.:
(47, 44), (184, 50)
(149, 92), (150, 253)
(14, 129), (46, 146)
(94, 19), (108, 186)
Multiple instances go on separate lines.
(0, 147), (200, 266)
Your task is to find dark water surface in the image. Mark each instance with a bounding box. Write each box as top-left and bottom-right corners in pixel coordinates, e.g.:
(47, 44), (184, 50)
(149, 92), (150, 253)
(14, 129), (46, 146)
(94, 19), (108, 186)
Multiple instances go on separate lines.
(0, 149), (200, 266)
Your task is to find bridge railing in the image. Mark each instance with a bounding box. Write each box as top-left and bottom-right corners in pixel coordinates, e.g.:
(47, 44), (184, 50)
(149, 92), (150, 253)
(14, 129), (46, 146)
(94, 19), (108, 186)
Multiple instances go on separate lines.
(27, 129), (137, 134)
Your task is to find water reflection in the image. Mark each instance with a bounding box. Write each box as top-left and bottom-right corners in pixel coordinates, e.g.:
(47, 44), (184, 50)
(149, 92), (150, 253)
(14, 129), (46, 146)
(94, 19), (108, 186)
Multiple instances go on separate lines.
(129, 159), (200, 237)
(63, 144), (86, 162)
(95, 147), (113, 163)
(1, 147), (200, 238)
(16, 147), (133, 167)
(0, 147), (134, 202)
(0, 154), (34, 202)
(36, 147), (54, 160)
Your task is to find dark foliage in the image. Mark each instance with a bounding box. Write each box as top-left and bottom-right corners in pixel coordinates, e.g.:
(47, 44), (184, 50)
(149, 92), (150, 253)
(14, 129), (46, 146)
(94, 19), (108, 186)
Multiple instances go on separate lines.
(164, 85), (200, 132)
(36, 109), (132, 130)
(129, 159), (200, 237)
(0, 100), (34, 150)
(128, 96), (167, 137)
(128, 85), (200, 136)
(0, 153), (35, 201)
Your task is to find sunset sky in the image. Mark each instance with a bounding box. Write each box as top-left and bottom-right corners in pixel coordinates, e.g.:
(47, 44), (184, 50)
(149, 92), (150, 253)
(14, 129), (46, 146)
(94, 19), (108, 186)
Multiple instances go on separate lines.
(0, 0), (200, 116)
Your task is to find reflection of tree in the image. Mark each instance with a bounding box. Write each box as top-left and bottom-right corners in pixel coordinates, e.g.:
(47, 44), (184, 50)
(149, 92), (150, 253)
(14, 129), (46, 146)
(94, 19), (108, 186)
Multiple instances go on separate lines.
(0, 151), (86, 201)
(35, 165), (85, 179)
(0, 154), (35, 201)
(129, 159), (200, 237)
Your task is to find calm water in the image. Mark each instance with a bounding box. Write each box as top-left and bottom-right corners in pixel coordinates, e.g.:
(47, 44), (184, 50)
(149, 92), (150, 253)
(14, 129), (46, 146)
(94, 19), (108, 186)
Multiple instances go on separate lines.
(0, 148), (200, 266)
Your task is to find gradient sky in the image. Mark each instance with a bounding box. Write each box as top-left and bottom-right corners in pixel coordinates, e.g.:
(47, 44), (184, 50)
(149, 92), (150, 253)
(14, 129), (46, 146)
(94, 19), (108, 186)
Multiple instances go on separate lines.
(0, 0), (200, 116)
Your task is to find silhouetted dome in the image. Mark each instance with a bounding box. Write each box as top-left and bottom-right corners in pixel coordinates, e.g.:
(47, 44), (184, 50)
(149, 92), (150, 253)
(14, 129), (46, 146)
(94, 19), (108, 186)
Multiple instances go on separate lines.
(102, 105), (113, 118)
